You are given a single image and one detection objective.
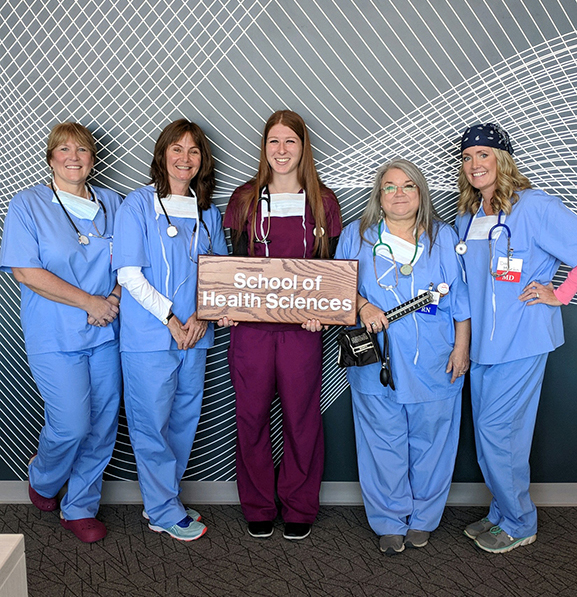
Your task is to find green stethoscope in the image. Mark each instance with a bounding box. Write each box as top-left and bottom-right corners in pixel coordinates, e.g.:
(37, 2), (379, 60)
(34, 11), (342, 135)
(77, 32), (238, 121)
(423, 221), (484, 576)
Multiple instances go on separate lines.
(372, 218), (419, 289)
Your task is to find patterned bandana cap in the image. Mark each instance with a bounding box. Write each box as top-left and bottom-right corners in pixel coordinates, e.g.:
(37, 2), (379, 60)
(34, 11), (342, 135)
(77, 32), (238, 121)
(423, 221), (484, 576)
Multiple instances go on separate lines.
(460, 123), (514, 155)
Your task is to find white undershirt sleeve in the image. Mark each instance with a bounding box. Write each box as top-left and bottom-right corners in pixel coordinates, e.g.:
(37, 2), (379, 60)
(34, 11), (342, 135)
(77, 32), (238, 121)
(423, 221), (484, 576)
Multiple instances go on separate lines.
(117, 266), (173, 321)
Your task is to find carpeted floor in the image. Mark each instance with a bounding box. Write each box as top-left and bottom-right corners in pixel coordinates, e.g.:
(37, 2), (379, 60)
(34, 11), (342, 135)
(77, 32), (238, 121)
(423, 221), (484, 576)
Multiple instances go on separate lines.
(2, 504), (577, 596)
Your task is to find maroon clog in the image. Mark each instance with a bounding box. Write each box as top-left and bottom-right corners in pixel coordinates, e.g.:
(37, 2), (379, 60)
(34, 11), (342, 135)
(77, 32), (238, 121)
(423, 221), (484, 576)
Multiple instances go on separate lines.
(60, 517), (107, 543)
(28, 483), (58, 512)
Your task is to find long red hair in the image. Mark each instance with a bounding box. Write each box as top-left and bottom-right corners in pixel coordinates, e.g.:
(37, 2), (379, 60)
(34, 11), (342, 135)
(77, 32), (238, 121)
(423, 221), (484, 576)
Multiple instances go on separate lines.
(231, 110), (331, 258)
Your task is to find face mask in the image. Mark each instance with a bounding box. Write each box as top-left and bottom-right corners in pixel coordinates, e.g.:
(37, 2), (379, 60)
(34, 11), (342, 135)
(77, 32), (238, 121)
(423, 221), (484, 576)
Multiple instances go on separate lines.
(52, 189), (100, 221)
(262, 193), (305, 218)
(154, 193), (199, 220)
(375, 229), (424, 266)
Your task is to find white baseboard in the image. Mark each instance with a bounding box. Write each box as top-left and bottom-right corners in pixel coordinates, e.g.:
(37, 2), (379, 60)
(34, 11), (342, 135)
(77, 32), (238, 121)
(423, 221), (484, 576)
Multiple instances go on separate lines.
(2, 480), (577, 507)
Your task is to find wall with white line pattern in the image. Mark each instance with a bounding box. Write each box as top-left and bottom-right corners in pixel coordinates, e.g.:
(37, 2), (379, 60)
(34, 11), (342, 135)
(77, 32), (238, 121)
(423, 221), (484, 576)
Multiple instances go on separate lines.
(1, 0), (577, 486)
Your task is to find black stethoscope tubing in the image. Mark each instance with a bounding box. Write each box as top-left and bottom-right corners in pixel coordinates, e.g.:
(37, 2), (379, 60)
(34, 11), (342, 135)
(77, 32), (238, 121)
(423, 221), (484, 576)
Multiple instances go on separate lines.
(50, 182), (106, 245)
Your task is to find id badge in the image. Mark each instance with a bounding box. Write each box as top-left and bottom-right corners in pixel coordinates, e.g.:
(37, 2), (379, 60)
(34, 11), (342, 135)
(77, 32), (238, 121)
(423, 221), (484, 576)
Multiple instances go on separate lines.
(417, 290), (440, 315)
(495, 257), (523, 282)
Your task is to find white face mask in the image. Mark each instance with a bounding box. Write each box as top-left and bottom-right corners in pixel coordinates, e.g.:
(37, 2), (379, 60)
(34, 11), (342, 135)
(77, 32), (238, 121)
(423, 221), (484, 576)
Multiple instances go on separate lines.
(375, 229), (424, 266)
(52, 189), (100, 221)
(154, 192), (199, 220)
(262, 192), (305, 218)
(468, 213), (503, 240)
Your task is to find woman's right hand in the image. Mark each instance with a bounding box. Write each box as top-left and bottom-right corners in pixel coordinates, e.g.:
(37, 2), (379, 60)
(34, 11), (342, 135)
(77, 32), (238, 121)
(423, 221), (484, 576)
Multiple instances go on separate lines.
(86, 295), (119, 326)
(358, 300), (389, 333)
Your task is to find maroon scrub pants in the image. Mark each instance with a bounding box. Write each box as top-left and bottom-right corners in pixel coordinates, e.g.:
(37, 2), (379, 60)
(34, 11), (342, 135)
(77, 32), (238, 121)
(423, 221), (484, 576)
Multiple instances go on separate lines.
(229, 323), (324, 524)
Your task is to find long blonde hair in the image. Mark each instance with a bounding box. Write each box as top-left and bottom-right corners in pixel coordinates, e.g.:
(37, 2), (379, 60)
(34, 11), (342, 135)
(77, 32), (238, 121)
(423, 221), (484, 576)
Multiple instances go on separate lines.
(457, 148), (532, 215)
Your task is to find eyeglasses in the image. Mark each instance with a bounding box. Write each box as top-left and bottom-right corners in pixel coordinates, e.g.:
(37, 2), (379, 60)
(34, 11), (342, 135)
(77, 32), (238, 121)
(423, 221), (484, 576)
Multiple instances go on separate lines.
(381, 184), (418, 195)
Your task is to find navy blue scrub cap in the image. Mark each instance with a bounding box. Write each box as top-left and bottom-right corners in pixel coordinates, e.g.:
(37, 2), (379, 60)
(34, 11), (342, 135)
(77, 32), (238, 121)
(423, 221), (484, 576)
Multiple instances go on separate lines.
(460, 123), (514, 155)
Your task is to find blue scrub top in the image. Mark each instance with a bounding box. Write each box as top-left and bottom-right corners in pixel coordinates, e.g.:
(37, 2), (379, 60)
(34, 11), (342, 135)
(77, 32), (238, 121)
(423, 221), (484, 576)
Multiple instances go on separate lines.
(112, 185), (228, 352)
(455, 189), (577, 365)
(336, 220), (470, 403)
(0, 184), (121, 355)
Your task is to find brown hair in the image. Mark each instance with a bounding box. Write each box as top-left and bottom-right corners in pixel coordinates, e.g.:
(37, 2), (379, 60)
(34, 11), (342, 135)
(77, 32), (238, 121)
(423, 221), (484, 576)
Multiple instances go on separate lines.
(46, 122), (97, 166)
(231, 110), (332, 258)
(458, 147), (532, 215)
(149, 119), (215, 210)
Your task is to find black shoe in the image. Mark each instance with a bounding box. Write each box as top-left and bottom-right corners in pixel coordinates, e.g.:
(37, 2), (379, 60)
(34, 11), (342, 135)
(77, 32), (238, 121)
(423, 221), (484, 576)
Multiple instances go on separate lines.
(283, 522), (311, 540)
(247, 521), (274, 538)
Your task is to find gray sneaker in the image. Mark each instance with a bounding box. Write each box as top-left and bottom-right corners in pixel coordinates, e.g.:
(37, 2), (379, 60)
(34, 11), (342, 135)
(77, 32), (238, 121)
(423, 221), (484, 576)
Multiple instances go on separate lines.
(404, 529), (429, 548)
(474, 525), (537, 553)
(463, 517), (494, 540)
(379, 534), (405, 555)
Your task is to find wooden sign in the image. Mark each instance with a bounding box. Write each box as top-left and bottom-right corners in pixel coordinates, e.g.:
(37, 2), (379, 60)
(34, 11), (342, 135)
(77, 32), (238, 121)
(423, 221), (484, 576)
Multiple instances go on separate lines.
(197, 255), (358, 325)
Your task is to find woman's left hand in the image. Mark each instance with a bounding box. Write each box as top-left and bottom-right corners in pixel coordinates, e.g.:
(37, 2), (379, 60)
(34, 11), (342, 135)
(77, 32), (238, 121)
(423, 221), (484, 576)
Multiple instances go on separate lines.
(446, 345), (470, 384)
(519, 281), (562, 306)
(183, 311), (208, 348)
(301, 319), (327, 332)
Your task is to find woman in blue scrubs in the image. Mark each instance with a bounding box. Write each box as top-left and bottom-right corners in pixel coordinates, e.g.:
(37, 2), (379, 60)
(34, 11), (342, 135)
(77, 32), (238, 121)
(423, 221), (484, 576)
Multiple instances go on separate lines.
(113, 119), (227, 542)
(455, 123), (577, 553)
(0, 122), (122, 543)
(336, 159), (470, 555)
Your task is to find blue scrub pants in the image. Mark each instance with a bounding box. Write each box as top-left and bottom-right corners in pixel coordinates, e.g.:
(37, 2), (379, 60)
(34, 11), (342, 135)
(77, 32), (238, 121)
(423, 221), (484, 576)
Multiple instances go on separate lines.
(27, 340), (121, 520)
(351, 390), (461, 536)
(122, 348), (207, 529)
(470, 354), (547, 538)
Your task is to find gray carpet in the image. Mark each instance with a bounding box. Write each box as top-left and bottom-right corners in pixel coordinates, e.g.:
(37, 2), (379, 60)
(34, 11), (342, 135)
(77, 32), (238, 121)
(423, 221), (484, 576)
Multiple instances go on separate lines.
(2, 504), (577, 596)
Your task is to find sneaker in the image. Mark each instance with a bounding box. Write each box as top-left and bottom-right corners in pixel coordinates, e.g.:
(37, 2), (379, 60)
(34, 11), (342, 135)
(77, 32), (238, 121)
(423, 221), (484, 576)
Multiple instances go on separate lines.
(248, 521), (274, 538)
(60, 516), (107, 543)
(283, 522), (311, 540)
(379, 534), (405, 555)
(142, 507), (201, 522)
(404, 529), (429, 548)
(474, 525), (536, 553)
(148, 515), (207, 541)
(464, 517), (495, 540)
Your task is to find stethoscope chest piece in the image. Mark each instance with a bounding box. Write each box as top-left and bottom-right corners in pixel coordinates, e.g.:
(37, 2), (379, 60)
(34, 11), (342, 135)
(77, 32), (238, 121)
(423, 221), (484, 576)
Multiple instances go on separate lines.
(78, 234), (90, 245)
(400, 264), (413, 276)
(167, 224), (178, 238)
(455, 241), (467, 255)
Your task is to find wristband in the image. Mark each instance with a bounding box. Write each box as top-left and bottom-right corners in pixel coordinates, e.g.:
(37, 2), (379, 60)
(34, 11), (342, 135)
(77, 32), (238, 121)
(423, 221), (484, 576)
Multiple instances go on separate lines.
(109, 292), (121, 301)
(358, 301), (370, 315)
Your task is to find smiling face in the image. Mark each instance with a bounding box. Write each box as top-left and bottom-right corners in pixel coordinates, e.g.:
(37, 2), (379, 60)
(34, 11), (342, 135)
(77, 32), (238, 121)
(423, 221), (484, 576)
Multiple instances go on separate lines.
(379, 168), (421, 224)
(265, 123), (303, 181)
(49, 138), (94, 192)
(462, 145), (498, 201)
(166, 132), (202, 194)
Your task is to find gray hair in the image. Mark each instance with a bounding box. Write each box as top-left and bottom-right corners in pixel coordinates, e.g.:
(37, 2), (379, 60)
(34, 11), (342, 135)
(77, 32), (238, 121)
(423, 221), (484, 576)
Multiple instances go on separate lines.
(359, 158), (440, 252)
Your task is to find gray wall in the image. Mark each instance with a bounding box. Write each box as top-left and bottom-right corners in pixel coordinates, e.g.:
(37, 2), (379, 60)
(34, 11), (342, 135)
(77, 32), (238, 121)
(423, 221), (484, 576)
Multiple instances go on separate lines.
(1, 0), (577, 484)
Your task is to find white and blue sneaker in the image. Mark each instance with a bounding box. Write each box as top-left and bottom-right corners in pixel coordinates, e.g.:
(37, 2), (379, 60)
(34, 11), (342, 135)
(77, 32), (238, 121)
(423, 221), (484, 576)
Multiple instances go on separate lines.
(148, 515), (207, 541)
(142, 507), (201, 522)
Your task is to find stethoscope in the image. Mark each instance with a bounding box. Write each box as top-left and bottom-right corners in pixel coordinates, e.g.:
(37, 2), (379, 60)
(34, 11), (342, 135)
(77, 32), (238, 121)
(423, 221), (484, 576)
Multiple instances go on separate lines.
(155, 191), (212, 261)
(50, 182), (107, 245)
(188, 211), (213, 263)
(455, 209), (513, 277)
(372, 218), (419, 289)
(254, 186), (272, 245)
